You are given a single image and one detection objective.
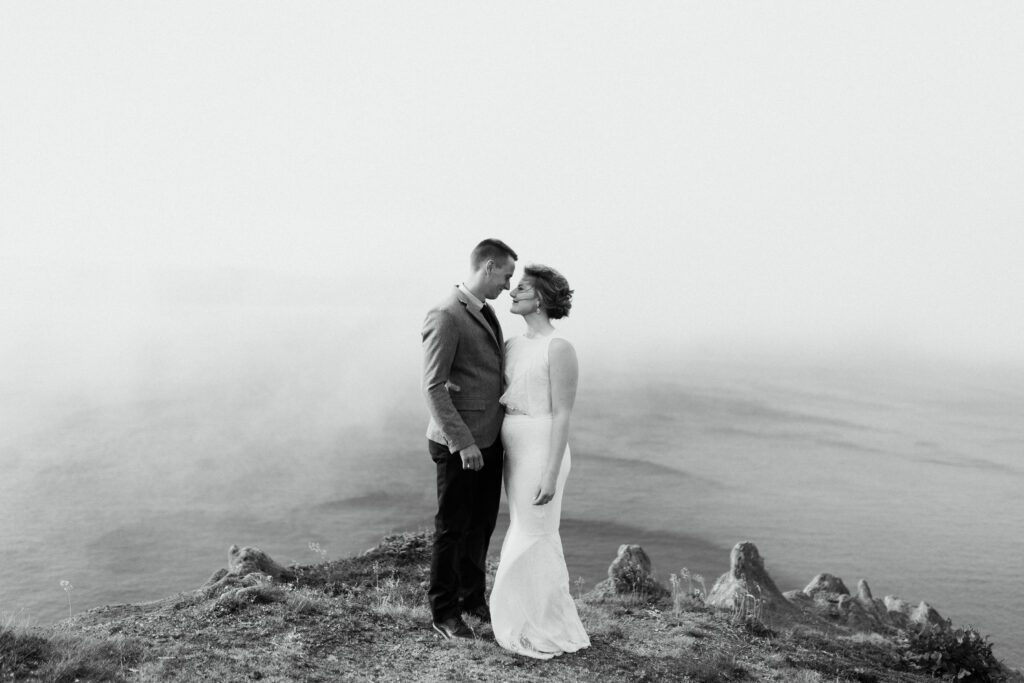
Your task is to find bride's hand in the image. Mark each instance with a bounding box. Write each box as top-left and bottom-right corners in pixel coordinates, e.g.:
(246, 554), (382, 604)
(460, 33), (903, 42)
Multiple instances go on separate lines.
(532, 475), (557, 506)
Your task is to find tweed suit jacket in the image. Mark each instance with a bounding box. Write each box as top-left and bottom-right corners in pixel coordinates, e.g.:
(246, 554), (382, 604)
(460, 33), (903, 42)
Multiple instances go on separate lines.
(422, 286), (505, 453)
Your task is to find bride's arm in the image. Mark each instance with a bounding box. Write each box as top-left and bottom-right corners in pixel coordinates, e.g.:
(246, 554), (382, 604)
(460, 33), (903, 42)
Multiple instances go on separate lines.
(533, 338), (578, 506)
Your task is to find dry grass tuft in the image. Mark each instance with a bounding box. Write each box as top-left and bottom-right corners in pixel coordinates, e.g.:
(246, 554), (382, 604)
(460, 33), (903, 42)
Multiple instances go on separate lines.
(1, 623), (147, 682)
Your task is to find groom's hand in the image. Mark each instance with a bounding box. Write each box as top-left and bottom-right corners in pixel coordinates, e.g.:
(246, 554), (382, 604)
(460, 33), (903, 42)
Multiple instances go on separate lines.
(459, 444), (484, 471)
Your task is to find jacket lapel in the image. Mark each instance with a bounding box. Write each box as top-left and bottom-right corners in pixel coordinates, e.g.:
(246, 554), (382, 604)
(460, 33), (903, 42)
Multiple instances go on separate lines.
(455, 287), (501, 350)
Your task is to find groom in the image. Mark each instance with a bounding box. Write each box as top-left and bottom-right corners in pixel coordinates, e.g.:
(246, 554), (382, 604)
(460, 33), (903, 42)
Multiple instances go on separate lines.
(422, 238), (517, 640)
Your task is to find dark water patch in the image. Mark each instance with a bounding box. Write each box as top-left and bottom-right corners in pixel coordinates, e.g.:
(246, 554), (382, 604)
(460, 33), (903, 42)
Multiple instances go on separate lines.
(727, 402), (870, 432)
(914, 454), (1022, 477)
(744, 380), (898, 413)
(705, 425), (808, 441)
(584, 382), (874, 436)
(705, 426), (885, 454)
(311, 490), (428, 513)
(813, 437), (887, 454)
(585, 453), (715, 482)
(561, 439), (731, 532)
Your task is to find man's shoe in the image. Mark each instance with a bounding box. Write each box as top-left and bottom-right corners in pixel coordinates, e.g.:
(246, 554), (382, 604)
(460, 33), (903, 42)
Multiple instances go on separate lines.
(432, 615), (474, 640)
(462, 603), (491, 623)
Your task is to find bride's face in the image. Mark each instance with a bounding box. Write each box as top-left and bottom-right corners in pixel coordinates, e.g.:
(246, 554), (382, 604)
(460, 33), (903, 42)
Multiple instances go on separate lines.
(509, 276), (541, 316)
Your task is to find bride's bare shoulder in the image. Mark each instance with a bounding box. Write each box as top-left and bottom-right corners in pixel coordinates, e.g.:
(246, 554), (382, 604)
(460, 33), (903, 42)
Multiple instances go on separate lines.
(548, 336), (577, 364)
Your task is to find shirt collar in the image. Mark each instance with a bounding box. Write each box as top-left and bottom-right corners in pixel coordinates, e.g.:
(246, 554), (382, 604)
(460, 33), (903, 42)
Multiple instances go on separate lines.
(458, 283), (486, 311)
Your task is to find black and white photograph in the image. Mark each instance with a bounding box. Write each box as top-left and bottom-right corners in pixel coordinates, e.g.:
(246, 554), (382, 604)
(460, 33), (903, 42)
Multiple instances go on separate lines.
(2, 3), (1022, 681)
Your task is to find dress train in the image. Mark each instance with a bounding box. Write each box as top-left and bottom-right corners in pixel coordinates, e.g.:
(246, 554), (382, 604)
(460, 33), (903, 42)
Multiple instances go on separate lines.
(490, 414), (590, 659)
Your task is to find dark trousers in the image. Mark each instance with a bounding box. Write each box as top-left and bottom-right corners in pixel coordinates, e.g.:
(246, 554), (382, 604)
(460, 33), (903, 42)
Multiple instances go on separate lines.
(427, 438), (503, 622)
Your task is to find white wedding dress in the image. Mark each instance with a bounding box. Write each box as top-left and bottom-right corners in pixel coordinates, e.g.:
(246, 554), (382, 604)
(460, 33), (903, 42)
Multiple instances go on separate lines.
(490, 331), (590, 659)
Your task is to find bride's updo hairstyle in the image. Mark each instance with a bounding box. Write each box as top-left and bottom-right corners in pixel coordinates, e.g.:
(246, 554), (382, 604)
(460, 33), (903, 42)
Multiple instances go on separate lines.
(525, 264), (573, 319)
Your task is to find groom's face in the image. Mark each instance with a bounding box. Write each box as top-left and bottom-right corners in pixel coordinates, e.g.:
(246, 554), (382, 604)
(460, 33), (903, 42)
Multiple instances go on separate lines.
(483, 256), (516, 300)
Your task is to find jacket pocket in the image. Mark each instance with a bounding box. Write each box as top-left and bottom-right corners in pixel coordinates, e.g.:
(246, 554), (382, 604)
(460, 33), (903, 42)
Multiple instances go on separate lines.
(450, 396), (487, 411)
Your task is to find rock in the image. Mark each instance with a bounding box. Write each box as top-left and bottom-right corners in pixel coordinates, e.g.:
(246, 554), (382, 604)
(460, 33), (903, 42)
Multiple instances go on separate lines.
(706, 542), (796, 620)
(881, 597), (945, 631)
(227, 545), (296, 582)
(202, 568), (229, 588)
(883, 595), (909, 615)
(836, 593), (883, 631)
(803, 573), (850, 599)
(910, 601), (944, 628)
(783, 589), (812, 607)
(853, 579), (889, 625)
(588, 538), (953, 639)
(797, 573), (855, 623)
(883, 595), (912, 628)
(216, 583), (288, 607)
(591, 544), (670, 599)
(199, 545), (296, 598)
(788, 574), (903, 630)
(583, 538), (957, 642)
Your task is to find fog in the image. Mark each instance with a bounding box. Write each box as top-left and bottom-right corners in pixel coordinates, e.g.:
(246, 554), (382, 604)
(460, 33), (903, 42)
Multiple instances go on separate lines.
(1, 265), (422, 464)
(3, 1), (1024, 419)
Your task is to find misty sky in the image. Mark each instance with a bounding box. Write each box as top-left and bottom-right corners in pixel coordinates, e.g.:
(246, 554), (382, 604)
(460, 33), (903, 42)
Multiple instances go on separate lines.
(3, 2), (1023, 389)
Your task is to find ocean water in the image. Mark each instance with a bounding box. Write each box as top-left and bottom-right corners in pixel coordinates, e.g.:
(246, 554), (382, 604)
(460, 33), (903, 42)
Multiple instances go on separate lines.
(1, 356), (1022, 670)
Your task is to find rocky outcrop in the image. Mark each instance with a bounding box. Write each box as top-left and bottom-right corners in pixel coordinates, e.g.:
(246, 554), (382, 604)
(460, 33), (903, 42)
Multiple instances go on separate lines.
(706, 542), (798, 622)
(200, 545), (296, 605)
(613, 541), (949, 638)
(591, 544), (670, 599)
(780, 570), (946, 633)
(786, 572), (860, 626)
(227, 544), (297, 582)
(881, 596), (945, 630)
(804, 573), (850, 598)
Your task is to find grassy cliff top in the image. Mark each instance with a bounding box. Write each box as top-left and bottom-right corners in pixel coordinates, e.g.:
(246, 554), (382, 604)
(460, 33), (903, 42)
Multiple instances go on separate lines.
(1, 530), (1019, 682)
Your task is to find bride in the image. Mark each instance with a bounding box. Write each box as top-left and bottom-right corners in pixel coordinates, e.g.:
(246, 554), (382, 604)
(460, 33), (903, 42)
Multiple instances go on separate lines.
(489, 264), (590, 659)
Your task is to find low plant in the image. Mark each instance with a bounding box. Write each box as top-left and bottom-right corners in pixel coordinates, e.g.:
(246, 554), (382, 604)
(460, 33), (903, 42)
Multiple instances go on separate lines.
(728, 586), (776, 637)
(681, 567), (708, 599)
(732, 588), (762, 623)
(670, 567), (707, 614)
(897, 620), (1002, 681)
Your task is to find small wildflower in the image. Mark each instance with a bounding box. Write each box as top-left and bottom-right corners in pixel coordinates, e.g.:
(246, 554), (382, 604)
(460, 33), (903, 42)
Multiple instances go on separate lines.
(680, 567), (693, 594)
(60, 580), (74, 618)
(693, 573), (707, 598)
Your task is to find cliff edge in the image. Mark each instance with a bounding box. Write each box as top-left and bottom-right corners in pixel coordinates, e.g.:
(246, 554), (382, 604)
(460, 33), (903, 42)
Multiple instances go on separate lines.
(1, 531), (1020, 682)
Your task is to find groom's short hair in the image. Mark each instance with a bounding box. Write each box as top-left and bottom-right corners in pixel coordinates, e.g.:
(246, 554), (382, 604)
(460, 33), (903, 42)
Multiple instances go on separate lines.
(471, 239), (518, 269)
